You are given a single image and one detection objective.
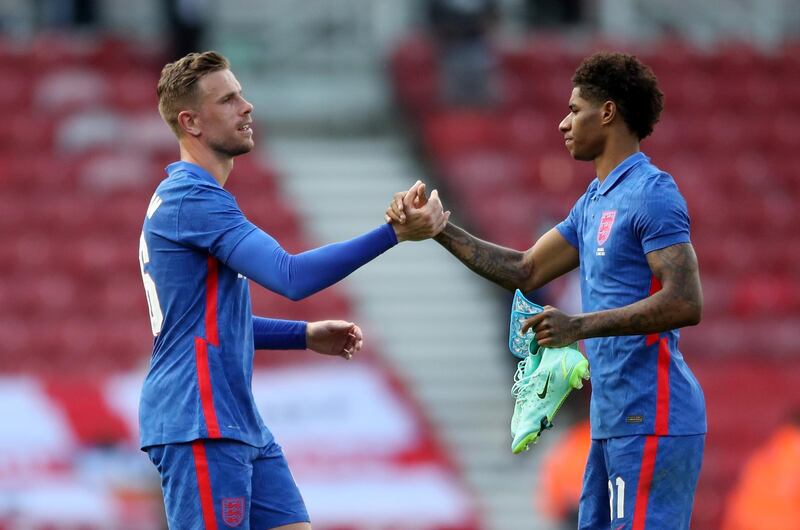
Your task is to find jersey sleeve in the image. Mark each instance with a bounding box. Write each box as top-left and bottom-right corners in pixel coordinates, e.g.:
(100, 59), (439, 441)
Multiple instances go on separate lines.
(555, 193), (586, 249)
(632, 173), (691, 254)
(227, 223), (397, 301)
(176, 183), (258, 263)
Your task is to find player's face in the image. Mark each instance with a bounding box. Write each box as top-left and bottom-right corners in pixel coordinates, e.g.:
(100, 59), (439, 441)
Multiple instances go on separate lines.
(195, 69), (255, 157)
(559, 87), (605, 161)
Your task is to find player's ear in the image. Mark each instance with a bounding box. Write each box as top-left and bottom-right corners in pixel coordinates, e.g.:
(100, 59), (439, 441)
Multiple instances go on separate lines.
(177, 109), (201, 137)
(600, 100), (616, 126)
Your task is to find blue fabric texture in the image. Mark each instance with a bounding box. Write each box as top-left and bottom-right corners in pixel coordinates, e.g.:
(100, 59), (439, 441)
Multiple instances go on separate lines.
(578, 434), (704, 529)
(138, 161), (397, 450)
(554, 152), (706, 439)
(139, 162), (270, 449)
(147, 439), (309, 530)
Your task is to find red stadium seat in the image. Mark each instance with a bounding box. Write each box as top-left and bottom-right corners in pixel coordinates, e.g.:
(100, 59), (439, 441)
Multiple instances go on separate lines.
(108, 71), (160, 112)
(732, 275), (800, 318)
(389, 34), (440, 117)
(422, 110), (507, 159)
(0, 69), (33, 113)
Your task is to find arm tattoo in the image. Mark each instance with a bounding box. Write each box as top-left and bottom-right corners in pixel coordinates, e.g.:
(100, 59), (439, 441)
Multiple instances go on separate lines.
(649, 243), (703, 316)
(576, 243), (702, 339)
(434, 223), (529, 291)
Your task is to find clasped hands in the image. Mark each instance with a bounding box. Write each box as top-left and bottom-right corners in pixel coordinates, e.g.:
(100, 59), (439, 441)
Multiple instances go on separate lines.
(386, 180), (450, 241)
(306, 181), (448, 362)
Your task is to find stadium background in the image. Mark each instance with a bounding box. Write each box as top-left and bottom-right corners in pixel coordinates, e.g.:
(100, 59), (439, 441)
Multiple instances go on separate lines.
(0, 0), (798, 528)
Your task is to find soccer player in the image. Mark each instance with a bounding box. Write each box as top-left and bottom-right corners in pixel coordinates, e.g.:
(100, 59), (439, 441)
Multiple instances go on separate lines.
(139, 51), (449, 530)
(388, 52), (706, 529)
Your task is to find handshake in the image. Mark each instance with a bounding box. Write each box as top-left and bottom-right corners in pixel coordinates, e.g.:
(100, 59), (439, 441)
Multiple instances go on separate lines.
(384, 180), (450, 242)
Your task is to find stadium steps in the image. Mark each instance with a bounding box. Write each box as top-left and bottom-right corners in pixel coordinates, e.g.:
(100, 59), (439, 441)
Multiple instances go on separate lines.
(213, 0), (413, 131)
(266, 136), (555, 530)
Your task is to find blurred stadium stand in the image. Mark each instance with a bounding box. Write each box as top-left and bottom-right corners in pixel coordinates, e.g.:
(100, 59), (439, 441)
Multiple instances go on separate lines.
(1, 1), (799, 529)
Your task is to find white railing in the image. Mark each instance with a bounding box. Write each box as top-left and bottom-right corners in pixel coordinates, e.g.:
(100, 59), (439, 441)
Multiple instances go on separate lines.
(596, 0), (799, 48)
(211, 0), (415, 69)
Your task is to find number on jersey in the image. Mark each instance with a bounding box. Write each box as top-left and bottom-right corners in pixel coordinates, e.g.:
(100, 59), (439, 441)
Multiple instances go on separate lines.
(139, 194), (164, 335)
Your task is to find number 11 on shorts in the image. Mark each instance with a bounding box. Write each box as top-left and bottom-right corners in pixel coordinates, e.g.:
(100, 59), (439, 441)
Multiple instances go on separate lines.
(608, 476), (625, 521)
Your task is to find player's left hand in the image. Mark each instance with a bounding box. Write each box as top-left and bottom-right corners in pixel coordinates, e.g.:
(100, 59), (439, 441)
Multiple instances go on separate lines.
(520, 306), (581, 348)
(306, 320), (363, 360)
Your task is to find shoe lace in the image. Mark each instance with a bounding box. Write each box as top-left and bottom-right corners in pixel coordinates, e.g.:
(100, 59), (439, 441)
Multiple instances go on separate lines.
(511, 357), (535, 400)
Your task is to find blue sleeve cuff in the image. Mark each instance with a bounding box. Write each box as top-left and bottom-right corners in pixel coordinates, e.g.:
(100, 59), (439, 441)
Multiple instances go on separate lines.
(642, 234), (691, 254)
(382, 222), (399, 246)
(253, 317), (307, 350)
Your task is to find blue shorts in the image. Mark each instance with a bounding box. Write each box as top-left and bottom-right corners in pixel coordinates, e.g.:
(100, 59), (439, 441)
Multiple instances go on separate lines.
(146, 438), (309, 530)
(578, 434), (704, 530)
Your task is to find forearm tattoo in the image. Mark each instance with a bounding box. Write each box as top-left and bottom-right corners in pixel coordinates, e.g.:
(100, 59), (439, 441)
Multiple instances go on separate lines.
(434, 223), (528, 291)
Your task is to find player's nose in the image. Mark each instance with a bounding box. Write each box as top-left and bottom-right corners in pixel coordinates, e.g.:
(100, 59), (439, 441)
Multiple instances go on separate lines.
(559, 114), (571, 133)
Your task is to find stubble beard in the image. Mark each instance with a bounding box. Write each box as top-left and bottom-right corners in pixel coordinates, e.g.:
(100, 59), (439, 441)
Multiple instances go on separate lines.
(571, 137), (604, 162)
(209, 135), (254, 158)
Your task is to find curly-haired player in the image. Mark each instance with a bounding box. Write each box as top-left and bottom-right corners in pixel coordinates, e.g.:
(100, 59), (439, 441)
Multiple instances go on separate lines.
(388, 51), (706, 529)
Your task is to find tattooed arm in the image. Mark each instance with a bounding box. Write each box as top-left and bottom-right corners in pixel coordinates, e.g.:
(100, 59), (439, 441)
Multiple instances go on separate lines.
(522, 243), (703, 347)
(433, 223), (580, 292)
(384, 188), (578, 291)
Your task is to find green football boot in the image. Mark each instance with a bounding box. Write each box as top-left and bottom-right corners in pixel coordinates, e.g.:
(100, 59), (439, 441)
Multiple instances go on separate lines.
(511, 345), (590, 454)
(510, 350), (541, 436)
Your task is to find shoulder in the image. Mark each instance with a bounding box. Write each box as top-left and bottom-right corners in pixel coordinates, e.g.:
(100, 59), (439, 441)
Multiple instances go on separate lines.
(149, 176), (230, 222)
(628, 164), (691, 237)
(153, 173), (196, 202)
(166, 175), (239, 212)
(631, 163), (685, 203)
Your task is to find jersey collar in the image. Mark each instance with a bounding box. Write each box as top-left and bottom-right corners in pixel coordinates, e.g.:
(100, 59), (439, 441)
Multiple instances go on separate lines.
(166, 161), (221, 188)
(597, 152), (648, 196)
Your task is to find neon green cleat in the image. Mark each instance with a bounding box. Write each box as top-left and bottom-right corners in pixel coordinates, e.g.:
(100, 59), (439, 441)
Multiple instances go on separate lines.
(510, 350), (541, 437)
(511, 345), (590, 454)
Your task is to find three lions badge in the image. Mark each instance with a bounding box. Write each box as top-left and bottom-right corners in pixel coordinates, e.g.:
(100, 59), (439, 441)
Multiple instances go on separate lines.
(222, 498), (244, 527)
(596, 210), (617, 256)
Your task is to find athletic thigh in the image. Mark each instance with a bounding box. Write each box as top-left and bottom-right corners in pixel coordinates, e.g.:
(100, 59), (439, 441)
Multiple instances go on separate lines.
(605, 434), (705, 530)
(250, 440), (310, 529)
(147, 439), (257, 530)
(578, 438), (611, 530)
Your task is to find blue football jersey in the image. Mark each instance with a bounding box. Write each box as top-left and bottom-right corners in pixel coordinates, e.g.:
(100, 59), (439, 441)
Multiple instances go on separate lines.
(138, 161), (272, 449)
(556, 152), (706, 439)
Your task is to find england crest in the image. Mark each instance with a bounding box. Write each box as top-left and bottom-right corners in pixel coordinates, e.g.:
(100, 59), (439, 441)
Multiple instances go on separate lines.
(597, 210), (617, 246)
(222, 497), (244, 527)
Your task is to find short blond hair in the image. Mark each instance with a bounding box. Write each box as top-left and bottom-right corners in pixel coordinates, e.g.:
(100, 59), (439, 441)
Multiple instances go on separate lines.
(157, 51), (230, 137)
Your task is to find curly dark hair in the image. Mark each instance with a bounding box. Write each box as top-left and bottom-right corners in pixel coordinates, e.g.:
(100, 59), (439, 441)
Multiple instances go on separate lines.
(572, 52), (663, 140)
